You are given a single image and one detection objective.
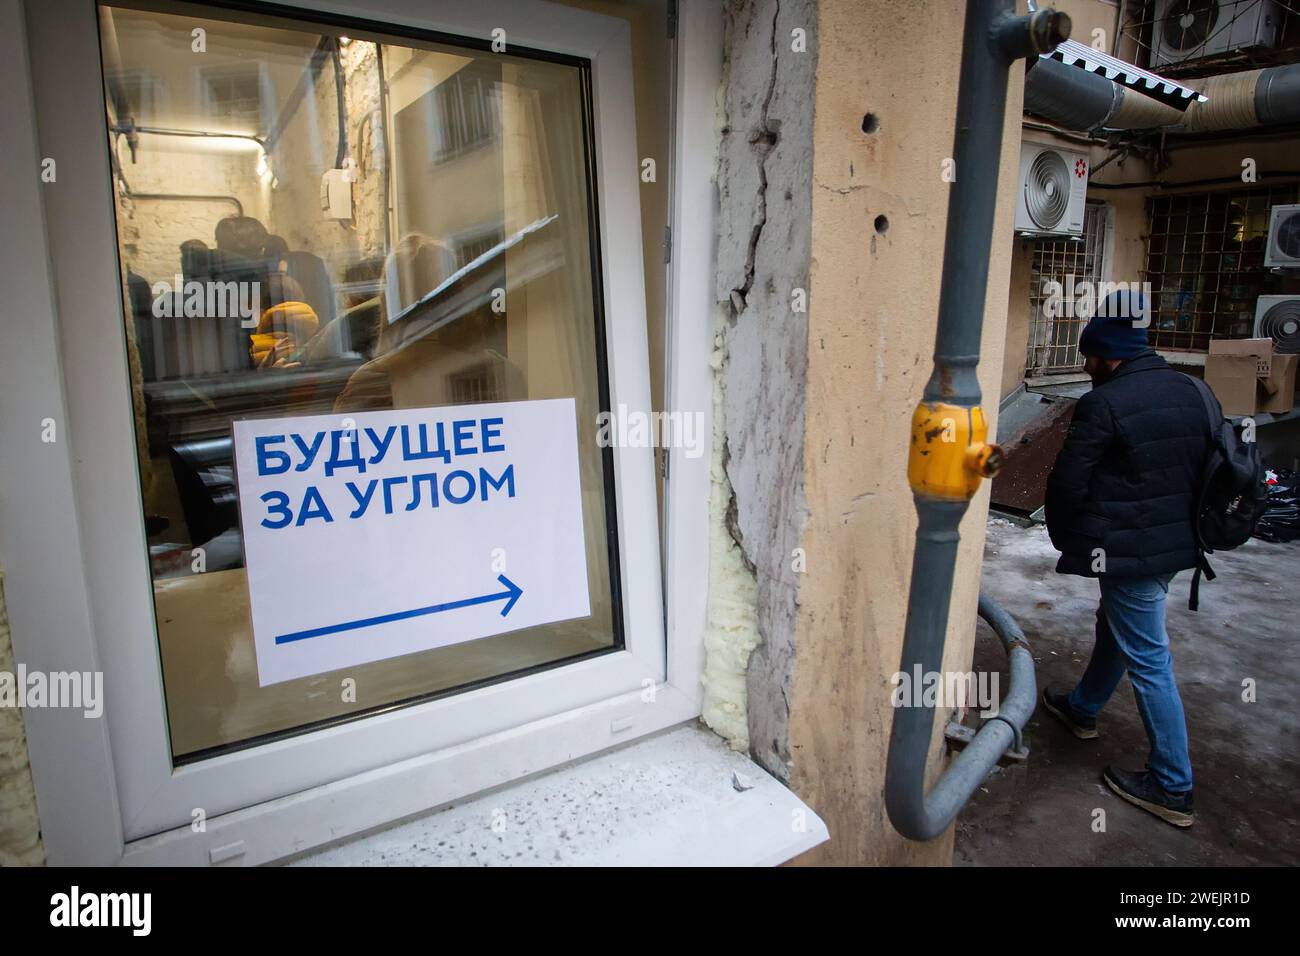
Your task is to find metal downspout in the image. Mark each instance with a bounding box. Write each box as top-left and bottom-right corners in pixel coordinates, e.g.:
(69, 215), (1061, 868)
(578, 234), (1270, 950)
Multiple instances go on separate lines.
(884, 0), (1069, 842)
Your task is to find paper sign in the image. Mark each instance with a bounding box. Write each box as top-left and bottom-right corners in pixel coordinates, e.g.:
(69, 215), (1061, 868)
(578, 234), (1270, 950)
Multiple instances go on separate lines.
(232, 398), (591, 685)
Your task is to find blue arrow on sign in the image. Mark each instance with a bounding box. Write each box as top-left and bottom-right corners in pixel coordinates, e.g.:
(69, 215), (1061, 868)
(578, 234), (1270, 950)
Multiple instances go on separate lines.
(274, 574), (524, 645)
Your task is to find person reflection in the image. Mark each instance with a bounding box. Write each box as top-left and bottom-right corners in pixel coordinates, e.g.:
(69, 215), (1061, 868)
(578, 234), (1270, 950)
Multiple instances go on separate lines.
(333, 233), (458, 412)
(250, 282), (319, 370)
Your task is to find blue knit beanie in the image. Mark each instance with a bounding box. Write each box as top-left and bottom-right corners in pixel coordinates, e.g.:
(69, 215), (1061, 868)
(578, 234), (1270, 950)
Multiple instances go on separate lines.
(1078, 289), (1150, 360)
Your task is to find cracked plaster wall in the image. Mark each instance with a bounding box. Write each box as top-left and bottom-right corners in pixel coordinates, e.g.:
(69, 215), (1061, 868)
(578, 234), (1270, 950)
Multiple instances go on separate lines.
(709, 0), (1023, 864)
(709, 0), (815, 775)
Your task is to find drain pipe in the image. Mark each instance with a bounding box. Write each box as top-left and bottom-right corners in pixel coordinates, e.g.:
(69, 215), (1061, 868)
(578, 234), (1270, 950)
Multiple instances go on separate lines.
(884, 0), (1068, 842)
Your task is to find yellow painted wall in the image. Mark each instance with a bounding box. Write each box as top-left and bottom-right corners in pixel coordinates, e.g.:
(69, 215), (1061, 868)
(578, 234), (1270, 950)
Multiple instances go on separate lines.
(1001, 237), (1035, 397)
(787, 0), (1025, 865)
(1048, 0), (1119, 52)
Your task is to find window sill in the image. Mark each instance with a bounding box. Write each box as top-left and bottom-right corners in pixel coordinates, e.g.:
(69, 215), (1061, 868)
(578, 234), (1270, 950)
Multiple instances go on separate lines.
(1157, 350), (1207, 367)
(285, 723), (829, 866)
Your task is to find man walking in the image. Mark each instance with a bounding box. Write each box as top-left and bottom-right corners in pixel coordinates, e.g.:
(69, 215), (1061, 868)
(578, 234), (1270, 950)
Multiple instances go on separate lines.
(1041, 290), (1208, 827)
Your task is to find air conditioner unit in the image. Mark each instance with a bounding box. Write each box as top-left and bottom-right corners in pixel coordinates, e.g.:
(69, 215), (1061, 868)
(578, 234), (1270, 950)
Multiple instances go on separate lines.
(1015, 143), (1088, 238)
(1151, 0), (1281, 68)
(1255, 296), (1300, 354)
(1264, 204), (1300, 268)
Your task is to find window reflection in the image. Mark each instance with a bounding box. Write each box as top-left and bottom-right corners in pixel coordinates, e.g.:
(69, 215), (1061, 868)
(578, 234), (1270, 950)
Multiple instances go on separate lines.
(102, 1), (619, 759)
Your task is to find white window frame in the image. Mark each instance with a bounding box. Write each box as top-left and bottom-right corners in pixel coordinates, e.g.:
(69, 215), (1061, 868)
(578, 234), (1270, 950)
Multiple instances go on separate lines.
(2, 0), (721, 865)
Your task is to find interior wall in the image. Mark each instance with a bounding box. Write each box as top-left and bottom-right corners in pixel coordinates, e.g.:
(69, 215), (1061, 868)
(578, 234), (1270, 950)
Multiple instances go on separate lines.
(104, 7), (327, 285)
(113, 141), (270, 285)
(268, 38), (386, 265)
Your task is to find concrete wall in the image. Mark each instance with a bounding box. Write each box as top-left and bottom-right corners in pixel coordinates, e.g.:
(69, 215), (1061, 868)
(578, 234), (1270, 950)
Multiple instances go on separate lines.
(710, 0), (1024, 864)
(268, 39), (386, 265)
(712, 0), (814, 764)
(113, 141), (270, 286)
(792, 0), (1022, 865)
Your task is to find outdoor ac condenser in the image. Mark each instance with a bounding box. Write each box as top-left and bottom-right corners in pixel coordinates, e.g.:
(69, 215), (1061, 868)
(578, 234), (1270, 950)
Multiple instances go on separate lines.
(1015, 143), (1088, 238)
(1255, 296), (1300, 354)
(1264, 204), (1300, 269)
(1151, 0), (1281, 68)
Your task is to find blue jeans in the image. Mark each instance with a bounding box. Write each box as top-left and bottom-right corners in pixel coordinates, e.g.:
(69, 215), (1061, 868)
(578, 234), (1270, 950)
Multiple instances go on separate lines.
(1068, 573), (1194, 793)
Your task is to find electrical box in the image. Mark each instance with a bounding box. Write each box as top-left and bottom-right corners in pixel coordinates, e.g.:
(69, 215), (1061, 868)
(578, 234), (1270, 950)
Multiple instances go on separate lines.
(320, 167), (353, 220)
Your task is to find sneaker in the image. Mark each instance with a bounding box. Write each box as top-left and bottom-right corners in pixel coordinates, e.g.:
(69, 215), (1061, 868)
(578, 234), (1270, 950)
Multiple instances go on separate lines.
(1104, 766), (1195, 828)
(1040, 687), (1098, 740)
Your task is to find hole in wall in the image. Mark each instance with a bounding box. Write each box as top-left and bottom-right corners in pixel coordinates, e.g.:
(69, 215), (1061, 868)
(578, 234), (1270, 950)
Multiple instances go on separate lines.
(874, 214), (889, 235)
(751, 117), (782, 148)
(861, 113), (880, 134)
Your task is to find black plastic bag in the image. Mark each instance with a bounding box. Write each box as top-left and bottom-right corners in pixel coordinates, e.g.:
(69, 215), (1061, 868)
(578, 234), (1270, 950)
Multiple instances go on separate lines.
(1255, 469), (1300, 543)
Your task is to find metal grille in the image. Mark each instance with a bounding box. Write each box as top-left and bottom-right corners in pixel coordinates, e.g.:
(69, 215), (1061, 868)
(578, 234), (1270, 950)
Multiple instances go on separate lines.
(201, 67), (265, 132)
(1145, 183), (1300, 351)
(1025, 203), (1110, 375)
(449, 361), (504, 404)
(426, 69), (500, 164)
(455, 228), (506, 268)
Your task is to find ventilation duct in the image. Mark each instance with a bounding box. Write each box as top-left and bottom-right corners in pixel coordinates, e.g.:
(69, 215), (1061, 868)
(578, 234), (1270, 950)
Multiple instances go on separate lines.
(1025, 56), (1300, 133)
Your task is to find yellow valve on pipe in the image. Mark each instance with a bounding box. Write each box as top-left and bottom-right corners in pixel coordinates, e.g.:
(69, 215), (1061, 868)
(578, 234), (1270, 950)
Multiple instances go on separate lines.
(906, 402), (1003, 501)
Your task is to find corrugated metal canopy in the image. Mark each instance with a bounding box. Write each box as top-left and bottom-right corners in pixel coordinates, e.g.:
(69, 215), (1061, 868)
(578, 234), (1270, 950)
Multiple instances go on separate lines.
(1041, 39), (1208, 111)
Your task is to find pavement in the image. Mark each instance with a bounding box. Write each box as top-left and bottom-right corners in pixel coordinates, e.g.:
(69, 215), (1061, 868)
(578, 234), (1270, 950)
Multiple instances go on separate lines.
(955, 517), (1300, 866)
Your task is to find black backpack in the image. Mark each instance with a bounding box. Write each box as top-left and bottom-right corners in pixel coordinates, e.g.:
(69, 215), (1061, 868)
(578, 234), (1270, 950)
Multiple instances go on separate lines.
(1185, 375), (1267, 610)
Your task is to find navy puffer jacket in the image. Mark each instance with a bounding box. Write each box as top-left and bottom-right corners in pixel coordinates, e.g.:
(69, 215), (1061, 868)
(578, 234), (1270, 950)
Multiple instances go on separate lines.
(1045, 350), (1211, 578)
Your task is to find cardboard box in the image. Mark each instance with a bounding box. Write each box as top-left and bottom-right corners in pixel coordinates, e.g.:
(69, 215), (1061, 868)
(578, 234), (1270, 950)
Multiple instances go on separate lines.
(1204, 353), (1260, 416)
(1208, 337), (1273, 377)
(1204, 338), (1299, 416)
(1266, 353), (1300, 414)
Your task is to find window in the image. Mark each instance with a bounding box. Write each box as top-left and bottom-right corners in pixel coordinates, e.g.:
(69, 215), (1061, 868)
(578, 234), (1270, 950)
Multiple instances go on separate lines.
(410, 62), (501, 164)
(453, 226), (508, 269)
(1145, 184), (1300, 351)
(105, 69), (163, 118)
(100, 0), (626, 761)
(201, 65), (268, 133)
(19, 0), (699, 862)
(1025, 202), (1111, 375)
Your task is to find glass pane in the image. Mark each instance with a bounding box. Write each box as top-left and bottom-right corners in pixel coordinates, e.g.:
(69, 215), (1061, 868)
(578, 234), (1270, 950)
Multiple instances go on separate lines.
(99, 0), (621, 760)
